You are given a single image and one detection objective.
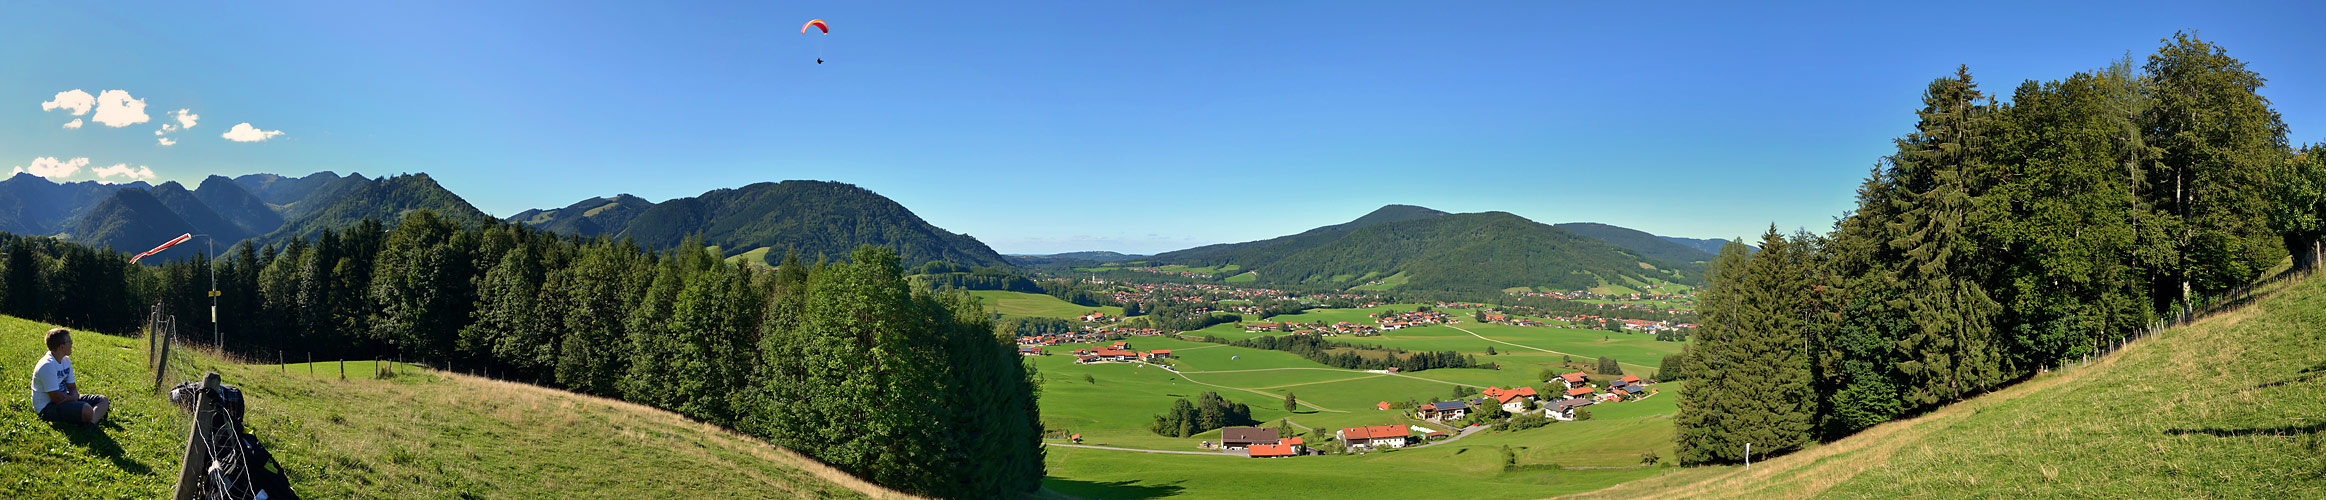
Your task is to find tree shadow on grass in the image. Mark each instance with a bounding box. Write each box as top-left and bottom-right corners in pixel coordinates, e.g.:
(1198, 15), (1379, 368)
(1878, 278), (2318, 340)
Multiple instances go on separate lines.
(49, 420), (153, 476)
(2251, 360), (2326, 389)
(2165, 421), (2326, 437)
(1044, 478), (1187, 500)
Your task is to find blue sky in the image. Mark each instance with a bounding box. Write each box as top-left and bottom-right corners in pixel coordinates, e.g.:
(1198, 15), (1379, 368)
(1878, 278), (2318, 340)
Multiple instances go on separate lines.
(7, 1), (2324, 254)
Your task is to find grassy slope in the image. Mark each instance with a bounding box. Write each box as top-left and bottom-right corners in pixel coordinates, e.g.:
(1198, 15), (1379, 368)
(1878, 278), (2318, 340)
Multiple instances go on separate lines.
(970, 290), (1124, 319)
(1566, 272), (2326, 499)
(0, 315), (910, 499)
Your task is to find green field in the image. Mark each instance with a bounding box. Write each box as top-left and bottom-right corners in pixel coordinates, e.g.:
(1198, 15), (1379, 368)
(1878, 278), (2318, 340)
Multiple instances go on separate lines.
(1570, 273), (2326, 499)
(1032, 331), (1689, 500)
(969, 290), (1125, 319)
(0, 315), (897, 499)
(1348, 272), (1410, 291)
(1187, 304), (1678, 376)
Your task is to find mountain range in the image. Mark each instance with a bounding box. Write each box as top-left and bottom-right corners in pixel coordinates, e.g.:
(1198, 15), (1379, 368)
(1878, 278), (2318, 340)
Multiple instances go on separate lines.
(4, 172), (1736, 290)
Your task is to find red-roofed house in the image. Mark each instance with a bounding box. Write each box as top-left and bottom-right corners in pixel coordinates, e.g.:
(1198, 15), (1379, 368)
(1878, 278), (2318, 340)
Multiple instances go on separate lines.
(1336, 425), (1412, 450)
(1564, 387), (1597, 399)
(1557, 372), (1590, 389)
(1618, 375), (1642, 385)
(1377, 401), (1393, 411)
(1483, 386), (1540, 412)
(1142, 350), (1173, 361)
(1247, 443), (1298, 458)
(1081, 312), (1111, 322)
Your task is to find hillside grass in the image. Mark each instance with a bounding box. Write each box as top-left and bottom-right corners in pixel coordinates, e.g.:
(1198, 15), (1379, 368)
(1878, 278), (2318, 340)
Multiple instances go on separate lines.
(0, 315), (909, 499)
(1564, 271), (2326, 499)
(969, 290), (1124, 319)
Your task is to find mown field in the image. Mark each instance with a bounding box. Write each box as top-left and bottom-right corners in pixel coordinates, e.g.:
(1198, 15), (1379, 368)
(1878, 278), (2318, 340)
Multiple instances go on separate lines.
(0, 315), (905, 499)
(970, 290), (1125, 319)
(1566, 272), (2326, 499)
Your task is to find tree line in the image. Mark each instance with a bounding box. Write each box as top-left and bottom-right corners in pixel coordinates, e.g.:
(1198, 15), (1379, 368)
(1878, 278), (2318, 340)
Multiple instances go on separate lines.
(1228, 334), (1494, 372)
(0, 213), (1045, 498)
(1676, 34), (2325, 466)
(1149, 391), (1257, 437)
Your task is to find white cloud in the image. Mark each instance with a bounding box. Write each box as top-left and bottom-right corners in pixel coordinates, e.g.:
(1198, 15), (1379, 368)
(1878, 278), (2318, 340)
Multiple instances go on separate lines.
(221, 122), (284, 142)
(172, 109), (198, 129)
(91, 90), (150, 127)
(93, 163), (157, 182)
(41, 90), (94, 116)
(63, 119), (83, 129)
(16, 157), (91, 179)
(156, 127), (168, 136)
(157, 137), (177, 146)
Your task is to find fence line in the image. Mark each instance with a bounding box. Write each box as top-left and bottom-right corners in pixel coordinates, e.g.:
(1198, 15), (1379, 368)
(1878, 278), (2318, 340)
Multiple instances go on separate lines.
(2052, 265), (2313, 373)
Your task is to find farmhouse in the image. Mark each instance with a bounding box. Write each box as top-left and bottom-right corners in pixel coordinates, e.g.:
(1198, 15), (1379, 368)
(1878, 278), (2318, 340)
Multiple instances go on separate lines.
(1417, 401), (1470, 421)
(1482, 386), (1539, 412)
(1141, 350), (1172, 361)
(1546, 398), (1596, 421)
(1377, 401), (1393, 411)
(1556, 372), (1590, 389)
(1336, 425), (1411, 450)
(1017, 347), (1045, 356)
(1081, 312), (1112, 322)
(1220, 427), (1280, 450)
(1564, 387), (1597, 399)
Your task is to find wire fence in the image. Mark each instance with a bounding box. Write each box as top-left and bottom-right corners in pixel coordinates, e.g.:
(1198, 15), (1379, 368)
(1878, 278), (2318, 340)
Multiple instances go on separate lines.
(2051, 265), (2315, 373)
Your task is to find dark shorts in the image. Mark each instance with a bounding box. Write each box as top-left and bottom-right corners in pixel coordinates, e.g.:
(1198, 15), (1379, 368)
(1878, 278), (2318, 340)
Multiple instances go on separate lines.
(37, 394), (106, 423)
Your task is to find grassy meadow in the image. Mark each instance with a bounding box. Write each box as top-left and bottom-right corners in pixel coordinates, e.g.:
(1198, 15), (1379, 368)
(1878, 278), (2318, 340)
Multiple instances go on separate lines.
(969, 290), (1125, 319)
(0, 315), (906, 499)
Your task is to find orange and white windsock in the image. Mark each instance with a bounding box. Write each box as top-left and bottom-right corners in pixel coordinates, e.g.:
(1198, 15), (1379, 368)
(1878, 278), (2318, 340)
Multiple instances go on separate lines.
(131, 233), (194, 264)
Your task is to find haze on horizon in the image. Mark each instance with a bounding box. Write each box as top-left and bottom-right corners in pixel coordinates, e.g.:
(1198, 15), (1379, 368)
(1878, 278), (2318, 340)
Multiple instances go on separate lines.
(7, 1), (2325, 255)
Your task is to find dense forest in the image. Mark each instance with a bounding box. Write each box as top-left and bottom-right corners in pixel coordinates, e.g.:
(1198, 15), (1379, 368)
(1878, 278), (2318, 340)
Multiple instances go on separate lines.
(0, 213), (1045, 499)
(1676, 34), (2326, 466)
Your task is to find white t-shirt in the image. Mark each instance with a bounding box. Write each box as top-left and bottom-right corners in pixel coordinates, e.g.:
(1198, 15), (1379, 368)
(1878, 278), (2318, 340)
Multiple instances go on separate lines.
(29, 353), (71, 413)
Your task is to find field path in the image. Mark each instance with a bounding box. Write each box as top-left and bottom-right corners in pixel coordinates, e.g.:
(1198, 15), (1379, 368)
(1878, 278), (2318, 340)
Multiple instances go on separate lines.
(1443, 325), (1660, 374)
(1163, 366), (1350, 413)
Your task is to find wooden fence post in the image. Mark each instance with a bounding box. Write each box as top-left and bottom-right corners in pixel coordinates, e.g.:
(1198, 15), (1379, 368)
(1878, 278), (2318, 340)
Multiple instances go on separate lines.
(169, 372), (223, 499)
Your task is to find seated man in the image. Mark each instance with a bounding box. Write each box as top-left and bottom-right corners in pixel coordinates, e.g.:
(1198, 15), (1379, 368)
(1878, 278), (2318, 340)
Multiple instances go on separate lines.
(30, 328), (108, 425)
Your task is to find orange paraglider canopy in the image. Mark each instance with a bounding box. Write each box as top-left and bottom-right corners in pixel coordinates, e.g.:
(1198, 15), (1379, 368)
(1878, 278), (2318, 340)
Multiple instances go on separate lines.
(801, 19), (829, 34)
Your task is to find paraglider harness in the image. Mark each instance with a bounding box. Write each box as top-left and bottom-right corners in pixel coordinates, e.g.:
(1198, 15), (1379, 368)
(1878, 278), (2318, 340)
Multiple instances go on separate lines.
(170, 373), (299, 500)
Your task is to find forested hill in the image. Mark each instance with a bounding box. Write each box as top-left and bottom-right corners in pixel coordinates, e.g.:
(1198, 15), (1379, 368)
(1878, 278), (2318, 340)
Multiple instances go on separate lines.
(1554, 222), (1716, 272)
(1158, 208), (1689, 291)
(1661, 236), (1749, 256)
(1149, 204), (1449, 268)
(260, 173), (494, 244)
(512, 180), (1011, 268)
